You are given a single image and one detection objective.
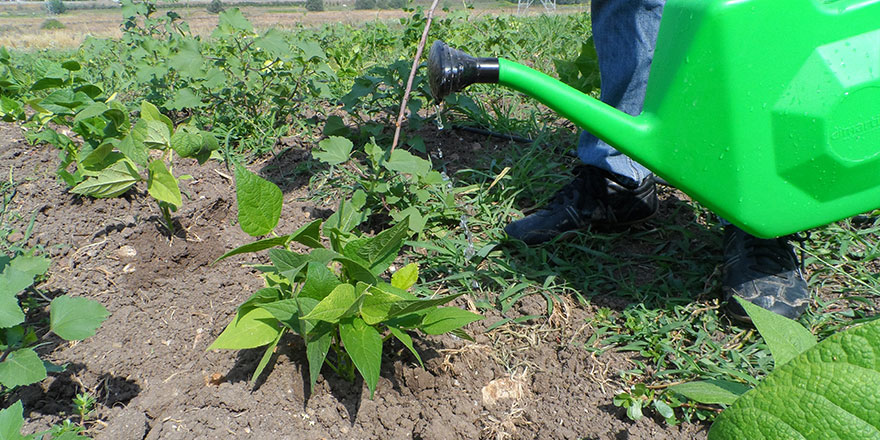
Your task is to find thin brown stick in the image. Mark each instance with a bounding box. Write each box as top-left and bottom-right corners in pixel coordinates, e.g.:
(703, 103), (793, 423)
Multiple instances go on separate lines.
(390, 0), (442, 152)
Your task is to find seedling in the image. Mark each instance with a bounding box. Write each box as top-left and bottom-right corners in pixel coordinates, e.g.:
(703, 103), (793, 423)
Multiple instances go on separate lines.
(210, 167), (482, 397)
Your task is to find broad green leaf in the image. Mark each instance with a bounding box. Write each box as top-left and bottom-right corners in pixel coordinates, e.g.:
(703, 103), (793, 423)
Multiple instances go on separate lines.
(420, 307), (482, 335)
(165, 88), (203, 110)
(73, 102), (109, 124)
(70, 160), (140, 198)
(339, 317), (382, 398)
(299, 262), (341, 301)
(305, 321), (333, 392)
(0, 400), (28, 440)
(215, 235), (291, 262)
(117, 125), (150, 166)
(235, 164), (282, 236)
(386, 291), (465, 319)
(30, 77), (64, 91)
(0, 255), (50, 297)
(252, 330), (283, 382)
(139, 101), (173, 135)
(256, 28), (289, 59)
(301, 283), (356, 323)
(49, 296), (109, 341)
(324, 190), (368, 235)
(78, 142), (120, 173)
(140, 120), (171, 150)
(147, 160), (181, 207)
(351, 220), (410, 275)
(312, 136), (352, 166)
(61, 60), (81, 71)
(288, 219), (323, 249)
(708, 319), (880, 440)
(360, 286), (405, 325)
(208, 307), (281, 350)
(332, 256), (377, 285)
(385, 149), (431, 177)
(237, 287), (282, 311)
(0, 348), (46, 388)
(323, 115), (349, 137)
(217, 8), (253, 33)
(268, 249), (309, 280)
(0, 294), (23, 328)
(170, 125), (203, 158)
(669, 380), (751, 406)
(736, 297), (816, 367)
(391, 263), (419, 291)
(294, 40), (325, 61)
(258, 299), (300, 326)
(388, 327), (423, 368)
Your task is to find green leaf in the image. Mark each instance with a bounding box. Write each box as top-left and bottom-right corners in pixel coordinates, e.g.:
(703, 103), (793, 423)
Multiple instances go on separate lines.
(301, 284), (356, 323)
(669, 380), (751, 406)
(0, 401), (28, 440)
(208, 307), (281, 350)
(322, 115), (349, 137)
(117, 126), (150, 166)
(735, 296), (816, 367)
(171, 125), (203, 158)
(388, 327), (423, 368)
(139, 101), (173, 136)
(73, 102), (109, 124)
(653, 400), (675, 420)
(313, 136), (353, 166)
(252, 330), (283, 382)
(708, 319), (880, 440)
(360, 286), (406, 325)
(351, 220), (410, 275)
(384, 149), (431, 177)
(165, 88), (203, 110)
(61, 60), (81, 71)
(294, 40), (325, 62)
(391, 263), (419, 291)
(420, 307), (482, 335)
(305, 321), (332, 392)
(238, 287), (282, 311)
(324, 190), (368, 235)
(0, 348), (46, 388)
(299, 262), (341, 301)
(288, 218), (324, 249)
(255, 28), (289, 59)
(217, 8), (253, 33)
(339, 317), (382, 398)
(147, 160), (181, 208)
(235, 164), (282, 236)
(268, 249), (309, 280)
(49, 296), (109, 341)
(30, 77), (64, 91)
(215, 235), (291, 263)
(70, 159), (140, 198)
(386, 291), (464, 320)
(0, 255), (50, 297)
(0, 294), (24, 328)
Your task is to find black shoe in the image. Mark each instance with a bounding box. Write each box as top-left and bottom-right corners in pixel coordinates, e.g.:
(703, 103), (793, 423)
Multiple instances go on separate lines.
(504, 165), (658, 245)
(722, 225), (809, 322)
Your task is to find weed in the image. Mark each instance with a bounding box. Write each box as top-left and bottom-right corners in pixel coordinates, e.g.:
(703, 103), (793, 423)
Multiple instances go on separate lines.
(41, 19), (67, 30)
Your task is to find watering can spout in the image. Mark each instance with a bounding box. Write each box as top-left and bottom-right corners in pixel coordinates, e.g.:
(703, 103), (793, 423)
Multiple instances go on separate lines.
(427, 40), (656, 163)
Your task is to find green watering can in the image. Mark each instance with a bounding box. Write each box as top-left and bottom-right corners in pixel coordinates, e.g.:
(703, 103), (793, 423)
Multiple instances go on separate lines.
(427, 0), (880, 238)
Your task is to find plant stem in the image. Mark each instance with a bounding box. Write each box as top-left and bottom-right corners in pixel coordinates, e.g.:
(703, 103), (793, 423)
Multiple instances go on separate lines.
(390, 0), (441, 152)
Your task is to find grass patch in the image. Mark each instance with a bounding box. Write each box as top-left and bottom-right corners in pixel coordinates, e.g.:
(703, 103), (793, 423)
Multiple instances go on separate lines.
(40, 18), (65, 29)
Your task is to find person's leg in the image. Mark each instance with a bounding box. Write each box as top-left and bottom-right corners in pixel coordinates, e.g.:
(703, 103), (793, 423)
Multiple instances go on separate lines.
(577, 0), (664, 186)
(504, 0), (662, 245)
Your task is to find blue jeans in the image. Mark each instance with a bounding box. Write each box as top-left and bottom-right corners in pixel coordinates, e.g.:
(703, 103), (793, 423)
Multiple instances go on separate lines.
(577, 0), (665, 187)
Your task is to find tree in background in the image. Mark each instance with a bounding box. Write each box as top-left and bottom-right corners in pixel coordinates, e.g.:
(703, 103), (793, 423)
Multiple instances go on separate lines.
(305, 0), (324, 11)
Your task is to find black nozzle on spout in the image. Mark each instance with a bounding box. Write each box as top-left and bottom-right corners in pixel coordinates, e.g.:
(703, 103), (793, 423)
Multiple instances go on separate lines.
(427, 40), (499, 103)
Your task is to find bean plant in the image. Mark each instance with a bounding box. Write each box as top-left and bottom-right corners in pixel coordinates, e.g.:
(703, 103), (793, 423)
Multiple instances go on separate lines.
(210, 167), (482, 397)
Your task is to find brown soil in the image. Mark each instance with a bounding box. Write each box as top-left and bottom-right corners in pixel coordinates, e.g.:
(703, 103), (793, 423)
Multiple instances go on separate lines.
(2, 121), (708, 439)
